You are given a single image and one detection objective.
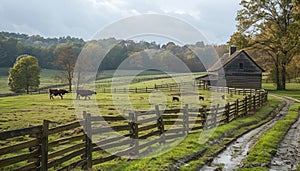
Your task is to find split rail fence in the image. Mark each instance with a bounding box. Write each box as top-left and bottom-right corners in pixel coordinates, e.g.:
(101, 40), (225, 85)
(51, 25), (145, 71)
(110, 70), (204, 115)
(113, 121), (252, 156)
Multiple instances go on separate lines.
(0, 90), (268, 170)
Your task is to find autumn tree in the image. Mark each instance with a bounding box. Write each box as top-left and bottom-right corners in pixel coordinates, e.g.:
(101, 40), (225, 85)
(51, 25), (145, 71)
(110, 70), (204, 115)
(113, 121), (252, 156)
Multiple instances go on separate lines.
(54, 42), (80, 92)
(235, 0), (300, 90)
(8, 55), (41, 93)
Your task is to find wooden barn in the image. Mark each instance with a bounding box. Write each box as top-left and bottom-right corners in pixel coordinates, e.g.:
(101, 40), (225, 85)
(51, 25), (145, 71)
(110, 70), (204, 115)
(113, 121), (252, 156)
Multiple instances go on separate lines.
(197, 46), (264, 89)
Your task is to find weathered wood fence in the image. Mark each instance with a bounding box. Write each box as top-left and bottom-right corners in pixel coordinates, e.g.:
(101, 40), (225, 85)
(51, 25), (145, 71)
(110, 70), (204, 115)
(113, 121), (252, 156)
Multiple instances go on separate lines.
(100, 82), (265, 94)
(0, 90), (268, 170)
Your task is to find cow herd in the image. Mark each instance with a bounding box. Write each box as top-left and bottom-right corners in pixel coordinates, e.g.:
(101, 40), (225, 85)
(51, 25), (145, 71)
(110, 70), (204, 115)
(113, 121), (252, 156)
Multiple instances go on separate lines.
(49, 89), (209, 102)
(49, 89), (96, 100)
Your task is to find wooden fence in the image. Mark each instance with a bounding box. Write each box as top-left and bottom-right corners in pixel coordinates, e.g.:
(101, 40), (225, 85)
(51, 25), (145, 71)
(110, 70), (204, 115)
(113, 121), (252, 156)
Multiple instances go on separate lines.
(0, 90), (268, 170)
(100, 82), (265, 95)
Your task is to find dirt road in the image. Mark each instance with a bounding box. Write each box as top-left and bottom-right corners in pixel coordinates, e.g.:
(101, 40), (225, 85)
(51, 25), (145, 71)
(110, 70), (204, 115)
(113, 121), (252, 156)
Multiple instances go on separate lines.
(200, 96), (293, 171)
(270, 97), (300, 171)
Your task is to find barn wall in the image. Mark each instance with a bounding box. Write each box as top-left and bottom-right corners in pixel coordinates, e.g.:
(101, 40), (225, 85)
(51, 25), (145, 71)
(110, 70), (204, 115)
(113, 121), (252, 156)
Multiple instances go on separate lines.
(222, 52), (263, 89)
(225, 74), (262, 89)
(224, 53), (262, 73)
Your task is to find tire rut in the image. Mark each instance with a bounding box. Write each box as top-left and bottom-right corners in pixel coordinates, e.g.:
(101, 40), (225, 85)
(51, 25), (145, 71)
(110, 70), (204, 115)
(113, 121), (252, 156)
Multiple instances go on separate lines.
(199, 96), (292, 171)
(270, 96), (300, 171)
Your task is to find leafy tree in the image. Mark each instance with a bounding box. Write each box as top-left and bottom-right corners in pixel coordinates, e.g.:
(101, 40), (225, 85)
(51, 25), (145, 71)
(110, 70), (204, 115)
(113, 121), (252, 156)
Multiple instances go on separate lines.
(235, 0), (300, 90)
(54, 42), (79, 92)
(8, 55), (41, 93)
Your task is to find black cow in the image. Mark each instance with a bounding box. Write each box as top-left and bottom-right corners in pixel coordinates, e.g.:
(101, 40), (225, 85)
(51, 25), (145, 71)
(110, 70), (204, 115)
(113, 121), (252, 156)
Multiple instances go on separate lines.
(172, 96), (180, 102)
(221, 95), (225, 100)
(49, 89), (69, 100)
(76, 90), (96, 100)
(199, 96), (204, 101)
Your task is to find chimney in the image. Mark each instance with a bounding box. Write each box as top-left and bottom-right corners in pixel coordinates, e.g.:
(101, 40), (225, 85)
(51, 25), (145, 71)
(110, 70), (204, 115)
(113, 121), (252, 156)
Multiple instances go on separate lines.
(230, 45), (236, 55)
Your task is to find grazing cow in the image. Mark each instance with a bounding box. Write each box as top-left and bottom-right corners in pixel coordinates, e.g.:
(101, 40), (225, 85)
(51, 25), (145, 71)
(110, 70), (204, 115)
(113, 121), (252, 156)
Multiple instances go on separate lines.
(199, 96), (205, 101)
(49, 89), (69, 100)
(172, 96), (180, 102)
(221, 95), (225, 100)
(76, 90), (96, 100)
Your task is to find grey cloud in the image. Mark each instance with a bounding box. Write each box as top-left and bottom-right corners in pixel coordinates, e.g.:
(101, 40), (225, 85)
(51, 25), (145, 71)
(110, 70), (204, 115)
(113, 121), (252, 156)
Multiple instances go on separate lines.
(0, 0), (240, 44)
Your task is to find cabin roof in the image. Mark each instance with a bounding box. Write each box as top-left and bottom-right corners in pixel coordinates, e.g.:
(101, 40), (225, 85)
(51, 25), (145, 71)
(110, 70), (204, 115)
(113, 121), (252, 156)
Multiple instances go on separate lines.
(207, 50), (265, 72)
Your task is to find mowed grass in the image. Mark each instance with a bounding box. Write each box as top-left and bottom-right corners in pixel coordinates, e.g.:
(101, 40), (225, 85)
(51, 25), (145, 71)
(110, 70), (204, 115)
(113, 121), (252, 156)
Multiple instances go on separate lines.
(0, 87), (242, 132)
(0, 93), (76, 131)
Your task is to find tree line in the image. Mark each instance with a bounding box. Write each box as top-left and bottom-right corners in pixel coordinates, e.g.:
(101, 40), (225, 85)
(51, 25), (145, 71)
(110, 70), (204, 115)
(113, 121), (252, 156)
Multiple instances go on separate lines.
(2, 32), (229, 93)
(0, 31), (229, 73)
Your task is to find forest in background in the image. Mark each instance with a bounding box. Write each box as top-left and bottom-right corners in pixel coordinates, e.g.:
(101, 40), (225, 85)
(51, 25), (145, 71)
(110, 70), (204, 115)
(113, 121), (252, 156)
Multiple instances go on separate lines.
(0, 31), (228, 73)
(0, 31), (299, 83)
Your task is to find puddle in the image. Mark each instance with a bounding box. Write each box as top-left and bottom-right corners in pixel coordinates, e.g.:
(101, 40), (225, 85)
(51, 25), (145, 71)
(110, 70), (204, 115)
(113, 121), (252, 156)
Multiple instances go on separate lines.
(200, 97), (292, 171)
(270, 101), (300, 171)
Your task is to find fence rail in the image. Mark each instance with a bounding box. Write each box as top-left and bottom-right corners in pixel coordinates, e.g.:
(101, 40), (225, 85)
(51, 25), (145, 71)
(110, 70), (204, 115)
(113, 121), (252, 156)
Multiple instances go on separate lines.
(0, 89), (268, 170)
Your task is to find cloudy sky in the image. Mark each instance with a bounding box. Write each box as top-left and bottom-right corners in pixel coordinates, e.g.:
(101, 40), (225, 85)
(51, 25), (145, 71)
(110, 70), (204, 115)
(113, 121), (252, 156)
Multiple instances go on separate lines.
(0, 0), (241, 44)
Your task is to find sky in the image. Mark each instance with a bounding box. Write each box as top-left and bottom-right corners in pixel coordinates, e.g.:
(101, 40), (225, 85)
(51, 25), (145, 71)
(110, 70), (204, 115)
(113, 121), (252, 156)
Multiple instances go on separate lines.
(0, 0), (241, 44)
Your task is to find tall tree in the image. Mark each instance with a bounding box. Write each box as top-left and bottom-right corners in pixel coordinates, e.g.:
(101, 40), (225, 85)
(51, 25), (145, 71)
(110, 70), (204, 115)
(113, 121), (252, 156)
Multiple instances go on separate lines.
(54, 42), (78, 92)
(235, 0), (300, 90)
(8, 55), (41, 94)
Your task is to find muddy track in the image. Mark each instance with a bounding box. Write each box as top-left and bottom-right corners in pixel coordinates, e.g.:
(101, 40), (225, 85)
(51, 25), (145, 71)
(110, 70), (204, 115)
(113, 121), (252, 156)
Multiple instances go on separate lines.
(270, 96), (300, 171)
(199, 96), (293, 171)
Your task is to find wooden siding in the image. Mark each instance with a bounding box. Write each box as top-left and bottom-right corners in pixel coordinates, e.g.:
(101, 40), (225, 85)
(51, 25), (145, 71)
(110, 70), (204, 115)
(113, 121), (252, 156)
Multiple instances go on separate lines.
(225, 74), (262, 89)
(222, 52), (262, 89)
(223, 53), (262, 73)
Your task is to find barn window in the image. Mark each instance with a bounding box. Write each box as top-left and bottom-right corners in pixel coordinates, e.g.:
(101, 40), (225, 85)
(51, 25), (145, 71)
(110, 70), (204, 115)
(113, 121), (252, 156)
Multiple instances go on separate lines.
(239, 63), (244, 69)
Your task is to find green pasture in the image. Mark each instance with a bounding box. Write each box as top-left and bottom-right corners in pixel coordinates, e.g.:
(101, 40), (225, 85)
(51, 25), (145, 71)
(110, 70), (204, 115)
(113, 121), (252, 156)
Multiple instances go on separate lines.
(0, 86), (242, 132)
(0, 69), (294, 170)
(93, 96), (282, 170)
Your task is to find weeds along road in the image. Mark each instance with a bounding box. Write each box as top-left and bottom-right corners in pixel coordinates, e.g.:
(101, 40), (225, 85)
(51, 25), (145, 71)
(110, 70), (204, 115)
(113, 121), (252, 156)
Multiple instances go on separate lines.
(270, 96), (300, 171)
(200, 95), (293, 171)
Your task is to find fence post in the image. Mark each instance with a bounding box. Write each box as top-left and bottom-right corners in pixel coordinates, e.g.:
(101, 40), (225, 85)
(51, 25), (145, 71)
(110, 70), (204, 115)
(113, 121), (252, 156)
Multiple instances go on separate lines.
(129, 112), (139, 157)
(83, 111), (92, 170)
(253, 95), (256, 110)
(41, 120), (49, 171)
(215, 104), (219, 127)
(183, 104), (189, 135)
(135, 87), (137, 93)
(258, 91), (262, 107)
(155, 105), (165, 144)
(244, 96), (248, 116)
(235, 99), (239, 118)
(201, 105), (208, 130)
(225, 103), (230, 123)
(248, 95), (252, 111)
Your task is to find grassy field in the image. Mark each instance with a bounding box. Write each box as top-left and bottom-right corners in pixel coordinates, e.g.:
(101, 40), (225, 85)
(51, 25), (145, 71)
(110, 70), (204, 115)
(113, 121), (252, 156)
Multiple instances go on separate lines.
(0, 69), (298, 170)
(0, 82), (242, 132)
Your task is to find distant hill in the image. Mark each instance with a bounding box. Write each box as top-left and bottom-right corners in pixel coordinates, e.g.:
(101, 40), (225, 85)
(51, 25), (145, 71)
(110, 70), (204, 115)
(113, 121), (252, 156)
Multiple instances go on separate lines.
(0, 31), (228, 72)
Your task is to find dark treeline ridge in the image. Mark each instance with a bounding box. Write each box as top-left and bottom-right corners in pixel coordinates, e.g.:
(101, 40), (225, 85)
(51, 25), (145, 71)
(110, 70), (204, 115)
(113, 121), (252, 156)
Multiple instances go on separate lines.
(0, 31), (228, 72)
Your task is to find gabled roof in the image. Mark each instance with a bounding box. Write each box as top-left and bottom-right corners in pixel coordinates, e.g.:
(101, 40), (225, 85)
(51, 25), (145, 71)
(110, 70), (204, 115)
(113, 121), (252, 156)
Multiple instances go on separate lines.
(195, 73), (218, 81)
(207, 50), (264, 72)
